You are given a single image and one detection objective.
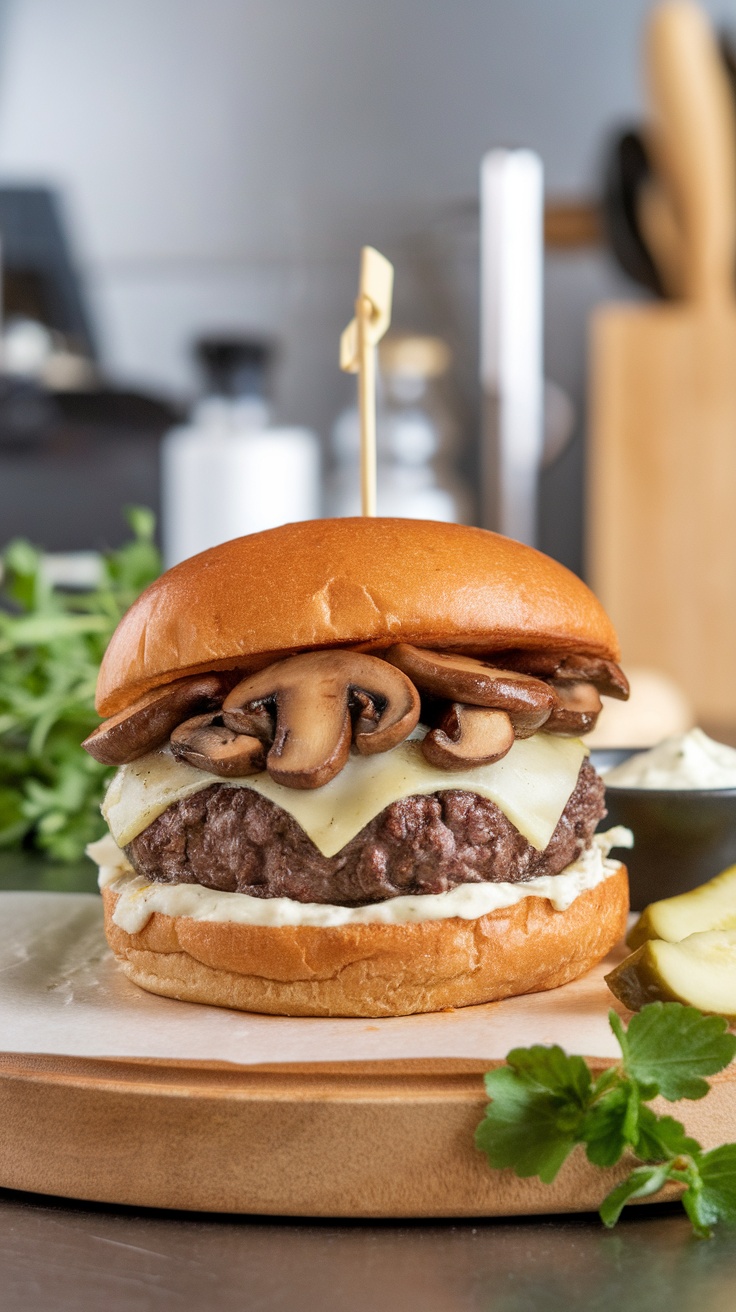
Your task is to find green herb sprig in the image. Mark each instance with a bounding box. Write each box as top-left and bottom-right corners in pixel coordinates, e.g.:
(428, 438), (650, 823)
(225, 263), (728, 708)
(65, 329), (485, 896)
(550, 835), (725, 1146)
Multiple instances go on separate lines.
(0, 507), (160, 862)
(475, 1001), (736, 1237)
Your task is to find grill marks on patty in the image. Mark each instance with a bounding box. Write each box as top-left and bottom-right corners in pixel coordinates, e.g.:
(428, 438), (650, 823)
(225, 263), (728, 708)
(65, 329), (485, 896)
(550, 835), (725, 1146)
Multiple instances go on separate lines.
(125, 759), (606, 906)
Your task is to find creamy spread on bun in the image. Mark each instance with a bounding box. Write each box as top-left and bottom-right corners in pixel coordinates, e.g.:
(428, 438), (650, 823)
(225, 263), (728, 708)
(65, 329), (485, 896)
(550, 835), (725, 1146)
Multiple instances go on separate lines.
(90, 827), (632, 931)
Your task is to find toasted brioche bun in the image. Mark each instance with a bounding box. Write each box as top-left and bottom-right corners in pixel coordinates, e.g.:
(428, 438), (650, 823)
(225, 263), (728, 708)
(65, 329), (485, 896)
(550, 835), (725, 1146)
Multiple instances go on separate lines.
(101, 865), (629, 1018)
(96, 519), (620, 716)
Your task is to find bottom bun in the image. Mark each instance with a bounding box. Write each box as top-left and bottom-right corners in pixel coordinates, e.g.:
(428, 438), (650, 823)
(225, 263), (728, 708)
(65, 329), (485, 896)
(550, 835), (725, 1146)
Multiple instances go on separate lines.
(101, 866), (629, 1018)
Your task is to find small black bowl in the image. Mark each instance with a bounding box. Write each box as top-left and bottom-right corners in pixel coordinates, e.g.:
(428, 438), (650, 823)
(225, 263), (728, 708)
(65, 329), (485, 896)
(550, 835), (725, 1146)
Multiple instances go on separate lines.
(590, 749), (736, 910)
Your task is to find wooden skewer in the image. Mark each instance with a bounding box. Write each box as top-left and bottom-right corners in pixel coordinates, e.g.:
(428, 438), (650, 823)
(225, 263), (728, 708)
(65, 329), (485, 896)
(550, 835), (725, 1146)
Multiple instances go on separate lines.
(356, 293), (377, 516)
(340, 247), (394, 516)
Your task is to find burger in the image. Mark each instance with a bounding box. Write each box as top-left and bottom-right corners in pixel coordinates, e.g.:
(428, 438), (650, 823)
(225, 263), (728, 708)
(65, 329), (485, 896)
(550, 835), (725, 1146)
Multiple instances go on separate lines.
(84, 517), (631, 1018)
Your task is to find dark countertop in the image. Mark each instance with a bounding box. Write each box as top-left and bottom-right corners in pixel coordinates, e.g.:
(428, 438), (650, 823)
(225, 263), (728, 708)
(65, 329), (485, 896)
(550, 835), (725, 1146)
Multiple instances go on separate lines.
(1, 851), (735, 1312)
(0, 849), (97, 894)
(3, 1192), (736, 1312)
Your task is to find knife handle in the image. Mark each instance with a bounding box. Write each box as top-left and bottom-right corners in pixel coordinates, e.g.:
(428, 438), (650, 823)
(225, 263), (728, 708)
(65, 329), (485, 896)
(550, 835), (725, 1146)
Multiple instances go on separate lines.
(646, 0), (736, 305)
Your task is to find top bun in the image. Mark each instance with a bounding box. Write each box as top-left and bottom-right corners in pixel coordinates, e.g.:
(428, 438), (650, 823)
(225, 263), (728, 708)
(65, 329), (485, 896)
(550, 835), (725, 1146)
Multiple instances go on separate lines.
(96, 519), (620, 715)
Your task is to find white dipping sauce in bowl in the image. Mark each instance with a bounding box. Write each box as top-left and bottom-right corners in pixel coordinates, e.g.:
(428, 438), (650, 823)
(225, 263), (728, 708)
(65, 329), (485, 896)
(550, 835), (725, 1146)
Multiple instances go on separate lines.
(597, 730), (736, 907)
(603, 729), (736, 791)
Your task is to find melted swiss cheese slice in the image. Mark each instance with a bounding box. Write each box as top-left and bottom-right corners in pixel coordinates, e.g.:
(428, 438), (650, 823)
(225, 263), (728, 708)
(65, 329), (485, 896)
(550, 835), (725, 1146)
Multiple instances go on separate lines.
(102, 734), (587, 858)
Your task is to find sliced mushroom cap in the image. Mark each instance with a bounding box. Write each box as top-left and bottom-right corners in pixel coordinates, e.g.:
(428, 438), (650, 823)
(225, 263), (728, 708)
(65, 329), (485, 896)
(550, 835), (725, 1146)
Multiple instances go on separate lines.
(384, 644), (554, 735)
(170, 713), (266, 777)
(82, 673), (234, 766)
(545, 682), (603, 736)
(504, 693), (555, 740)
(421, 704), (515, 770)
(551, 656), (629, 702)
(495, 651), (630, 701)
(222, 650), (419, 789)
(491, 650), (561, 678)
(223, 701), (275, 744)
(349, 658), (420, 756)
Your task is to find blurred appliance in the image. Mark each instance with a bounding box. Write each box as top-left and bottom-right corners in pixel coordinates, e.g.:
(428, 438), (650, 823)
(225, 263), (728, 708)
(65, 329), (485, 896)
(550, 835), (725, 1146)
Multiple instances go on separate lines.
(326, 333), (473, 522)
(589, 0), (736, 728)
(0, 187), (96, 357)
(162, 336), (320, 568)
(480, 149), (544, 546)
(0, 387), (178, 553)
(0, 186), (177, 551)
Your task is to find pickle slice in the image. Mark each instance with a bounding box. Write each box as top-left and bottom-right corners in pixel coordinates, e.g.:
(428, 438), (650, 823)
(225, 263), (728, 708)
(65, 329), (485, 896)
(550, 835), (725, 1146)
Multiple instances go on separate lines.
(606, 930), (736, 1017)
(627, 864), (736, 949)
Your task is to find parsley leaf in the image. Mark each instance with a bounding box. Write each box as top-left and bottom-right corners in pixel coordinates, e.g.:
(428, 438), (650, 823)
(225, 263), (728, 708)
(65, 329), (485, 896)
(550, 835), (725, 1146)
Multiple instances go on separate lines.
(0, 508), (160, 862)
(685, 1145), (736, 1234)
(476, 1062), (584, 1183)
(634, 1106), (700, 1162)
(583, 1081), (639, 1167)
(504, 1043), (592, 1102)
(476, 1002), (736, 1236)
(622, 1003), (736, 1100)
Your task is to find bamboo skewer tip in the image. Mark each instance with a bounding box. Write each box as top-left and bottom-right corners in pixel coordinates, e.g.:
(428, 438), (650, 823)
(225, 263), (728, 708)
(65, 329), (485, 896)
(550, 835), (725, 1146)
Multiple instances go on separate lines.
(340, 247), (394, 517)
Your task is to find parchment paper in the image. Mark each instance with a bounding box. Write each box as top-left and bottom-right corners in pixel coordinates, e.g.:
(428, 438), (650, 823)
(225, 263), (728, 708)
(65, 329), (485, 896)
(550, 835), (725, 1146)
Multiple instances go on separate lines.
(0, 891), (627, 1064)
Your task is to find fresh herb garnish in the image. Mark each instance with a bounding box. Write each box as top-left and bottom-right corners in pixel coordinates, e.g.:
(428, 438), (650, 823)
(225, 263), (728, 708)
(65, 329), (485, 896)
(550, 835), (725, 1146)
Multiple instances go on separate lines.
(475, 1001), (736, 1237)
(0, 507), (160, 862)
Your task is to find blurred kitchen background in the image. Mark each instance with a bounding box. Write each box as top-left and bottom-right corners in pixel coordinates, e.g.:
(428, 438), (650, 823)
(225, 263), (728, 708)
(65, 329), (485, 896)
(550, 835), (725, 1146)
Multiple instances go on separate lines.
(0, 0), (713, 562)
(1, 0), (736, 750)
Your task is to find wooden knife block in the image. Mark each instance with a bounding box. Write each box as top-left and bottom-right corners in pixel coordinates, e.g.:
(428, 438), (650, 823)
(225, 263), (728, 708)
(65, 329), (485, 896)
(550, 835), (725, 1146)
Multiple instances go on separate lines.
(588, 303), (736, 727)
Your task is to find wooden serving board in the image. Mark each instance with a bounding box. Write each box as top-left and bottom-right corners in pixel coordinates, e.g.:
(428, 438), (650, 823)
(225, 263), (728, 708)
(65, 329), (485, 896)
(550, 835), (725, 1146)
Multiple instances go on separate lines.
(0, 1050), (710, 1217)
(1, 1027), (736, 1217)
(1, 891), (734, 1217)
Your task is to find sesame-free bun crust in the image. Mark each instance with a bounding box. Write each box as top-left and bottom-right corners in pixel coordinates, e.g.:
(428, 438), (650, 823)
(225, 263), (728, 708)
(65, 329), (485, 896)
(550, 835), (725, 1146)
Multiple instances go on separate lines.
(96, 519), (620, 716)
(101, 866), (629, 1018)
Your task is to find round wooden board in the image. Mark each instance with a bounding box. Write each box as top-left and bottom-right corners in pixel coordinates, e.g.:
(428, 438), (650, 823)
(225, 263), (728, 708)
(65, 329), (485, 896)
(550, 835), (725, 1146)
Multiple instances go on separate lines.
(0, 1051), (734, 1217)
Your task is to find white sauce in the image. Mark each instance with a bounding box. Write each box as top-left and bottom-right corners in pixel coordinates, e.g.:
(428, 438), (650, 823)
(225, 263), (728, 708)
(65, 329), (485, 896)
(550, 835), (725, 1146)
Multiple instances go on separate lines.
(87, 827), (633, 934)
(604, 729), (736, 791)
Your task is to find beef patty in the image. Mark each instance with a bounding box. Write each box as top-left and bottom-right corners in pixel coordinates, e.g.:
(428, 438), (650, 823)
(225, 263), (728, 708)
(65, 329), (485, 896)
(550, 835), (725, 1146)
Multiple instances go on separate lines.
(125, 758), (605, 905)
